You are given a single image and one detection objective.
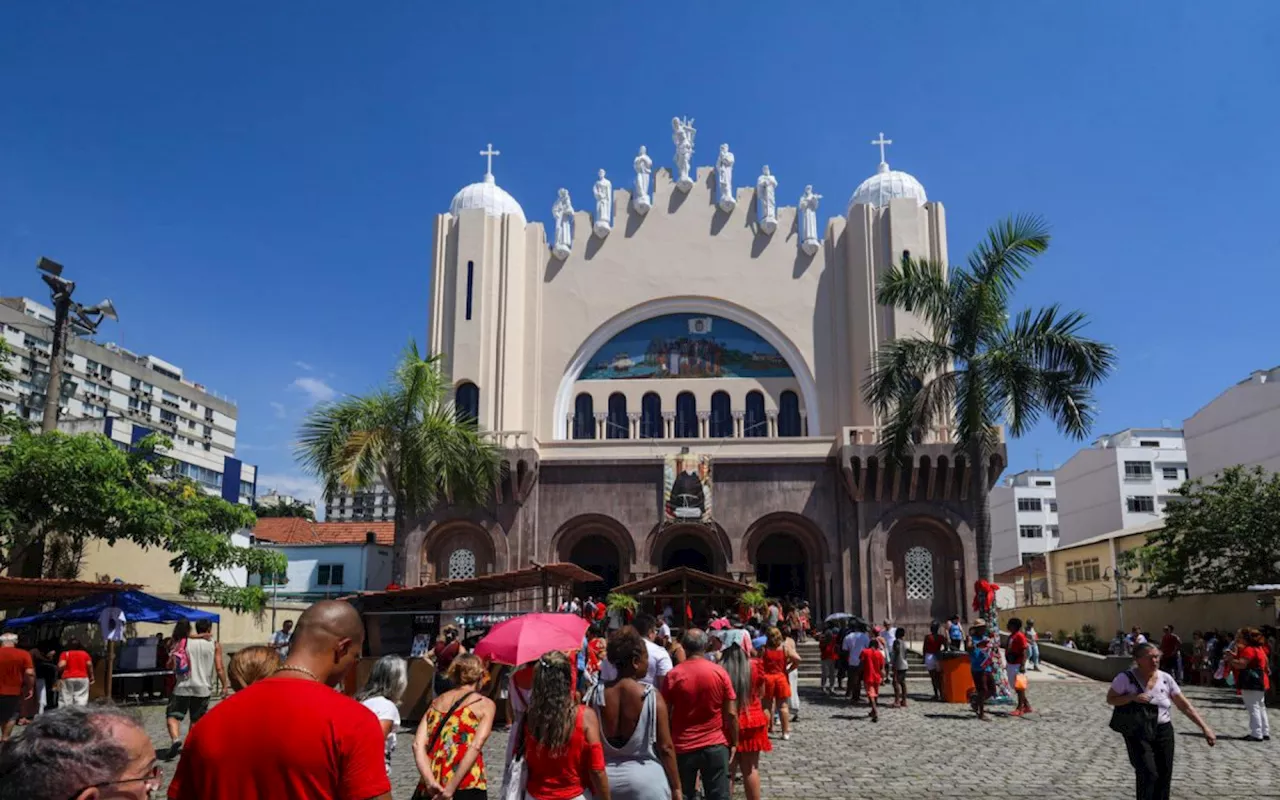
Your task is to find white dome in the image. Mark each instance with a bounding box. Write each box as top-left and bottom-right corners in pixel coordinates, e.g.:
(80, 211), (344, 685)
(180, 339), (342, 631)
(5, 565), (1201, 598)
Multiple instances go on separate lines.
(449, 173), (525, 222)
(848, 162), (928, 212)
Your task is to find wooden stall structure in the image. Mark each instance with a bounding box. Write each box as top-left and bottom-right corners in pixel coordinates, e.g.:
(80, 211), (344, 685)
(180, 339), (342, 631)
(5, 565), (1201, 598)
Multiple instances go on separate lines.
(612, 567), (753, 627)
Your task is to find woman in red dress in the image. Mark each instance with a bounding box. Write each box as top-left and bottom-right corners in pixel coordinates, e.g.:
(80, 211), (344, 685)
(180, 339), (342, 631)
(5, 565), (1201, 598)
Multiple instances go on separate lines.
(760, 627), (798, 740)
(719, 633), (769, 800)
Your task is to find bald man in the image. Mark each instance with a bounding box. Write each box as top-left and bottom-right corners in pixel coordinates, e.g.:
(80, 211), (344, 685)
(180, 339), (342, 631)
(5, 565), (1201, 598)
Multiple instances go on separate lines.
(168, 601), (391, 800)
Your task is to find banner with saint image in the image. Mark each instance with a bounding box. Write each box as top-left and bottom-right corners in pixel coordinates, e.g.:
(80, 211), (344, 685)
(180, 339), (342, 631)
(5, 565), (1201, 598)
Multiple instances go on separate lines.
(663, 453), (713, 523)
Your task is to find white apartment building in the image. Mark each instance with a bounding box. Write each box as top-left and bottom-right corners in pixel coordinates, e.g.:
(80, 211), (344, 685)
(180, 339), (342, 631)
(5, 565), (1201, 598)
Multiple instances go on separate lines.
(990, 470), (1060, 574)
(256, 490), (318, 516)
(324, 482), (396, 522)
(1054, 428), (1189, 547)
(1184, 366), (1280, 480)
(0, 296), (253, 505)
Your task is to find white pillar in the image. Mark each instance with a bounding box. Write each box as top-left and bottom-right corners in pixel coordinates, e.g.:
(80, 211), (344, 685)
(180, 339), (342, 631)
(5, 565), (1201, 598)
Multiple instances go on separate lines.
(800, 409), (809, 437)
(732, 410), (745, 438)
(594, 411), (607, 439)
(766, 410), (778, 438)
(662, 411), (676, 439)
(697, 410), (711, 438)
(627, 411), (641, 439)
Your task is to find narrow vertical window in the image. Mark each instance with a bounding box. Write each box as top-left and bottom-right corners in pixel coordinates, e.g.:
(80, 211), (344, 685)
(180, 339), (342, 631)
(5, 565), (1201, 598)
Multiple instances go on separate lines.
(465, 261), (474, 321)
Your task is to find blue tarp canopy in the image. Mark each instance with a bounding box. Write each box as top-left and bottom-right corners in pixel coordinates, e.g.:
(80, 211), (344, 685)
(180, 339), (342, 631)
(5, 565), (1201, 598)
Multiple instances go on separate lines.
(3, 589), (219, 628)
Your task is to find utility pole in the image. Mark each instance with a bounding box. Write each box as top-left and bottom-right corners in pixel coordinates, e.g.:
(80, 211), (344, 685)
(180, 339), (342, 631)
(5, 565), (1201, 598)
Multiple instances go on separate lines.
(33, 257), (117, 433)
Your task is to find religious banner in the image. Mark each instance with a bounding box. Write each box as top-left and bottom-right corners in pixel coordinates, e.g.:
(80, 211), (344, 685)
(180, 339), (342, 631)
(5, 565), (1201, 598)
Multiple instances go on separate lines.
(664, 453), (713, 523)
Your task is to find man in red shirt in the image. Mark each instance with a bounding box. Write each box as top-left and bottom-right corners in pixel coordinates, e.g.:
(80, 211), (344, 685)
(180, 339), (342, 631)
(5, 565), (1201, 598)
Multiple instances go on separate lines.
(1005, 617), (1032, 716)
(168, 600), (391, 800)
(0, 633), (34, 742)
(661, 628), (738, 800)
(1159, 625), (1182, 675)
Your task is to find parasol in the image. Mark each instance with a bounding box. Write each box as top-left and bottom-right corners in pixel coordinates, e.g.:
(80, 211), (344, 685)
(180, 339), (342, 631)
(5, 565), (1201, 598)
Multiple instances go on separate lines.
(473, 613), (589, 667)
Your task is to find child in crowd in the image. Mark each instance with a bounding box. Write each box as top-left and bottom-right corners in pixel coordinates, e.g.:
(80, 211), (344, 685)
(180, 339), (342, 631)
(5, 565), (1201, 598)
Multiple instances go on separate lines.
(969, 622), (996, 721)
(862, 637), (886, 722)
(890, 627), (909, 708)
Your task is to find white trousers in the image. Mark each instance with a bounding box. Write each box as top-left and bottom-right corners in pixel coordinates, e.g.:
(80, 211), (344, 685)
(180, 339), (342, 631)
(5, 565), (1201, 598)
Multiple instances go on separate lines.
(787, 669), (799, 711)
(61, 678), (90, 707)
(1242, 689), (1271, 739)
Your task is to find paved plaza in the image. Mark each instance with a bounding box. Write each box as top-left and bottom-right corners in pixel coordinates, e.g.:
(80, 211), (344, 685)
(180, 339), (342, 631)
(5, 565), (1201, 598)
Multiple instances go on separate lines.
(120, 674), (1277, 800)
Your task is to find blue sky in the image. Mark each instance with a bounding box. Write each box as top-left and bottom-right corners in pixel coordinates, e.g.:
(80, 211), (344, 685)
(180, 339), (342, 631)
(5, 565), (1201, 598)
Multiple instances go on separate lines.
(2, 3), (1278, 505)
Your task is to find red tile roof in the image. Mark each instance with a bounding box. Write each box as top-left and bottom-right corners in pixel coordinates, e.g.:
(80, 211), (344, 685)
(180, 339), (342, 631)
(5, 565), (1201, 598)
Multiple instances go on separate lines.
(252, 518), (394, 547)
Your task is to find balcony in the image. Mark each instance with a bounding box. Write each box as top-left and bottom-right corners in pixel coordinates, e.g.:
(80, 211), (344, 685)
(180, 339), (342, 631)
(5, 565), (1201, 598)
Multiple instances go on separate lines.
(840, 425), (1007, 503)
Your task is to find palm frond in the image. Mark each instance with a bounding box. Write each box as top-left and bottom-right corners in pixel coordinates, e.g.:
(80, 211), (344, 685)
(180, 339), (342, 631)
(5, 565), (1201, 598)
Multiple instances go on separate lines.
(966, 214), (1051, 301)
(863, 337), (954, 415)
(876, 255), (954, 333)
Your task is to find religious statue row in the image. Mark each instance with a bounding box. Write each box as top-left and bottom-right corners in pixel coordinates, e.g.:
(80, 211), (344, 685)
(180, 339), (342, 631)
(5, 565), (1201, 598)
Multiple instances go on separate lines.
(549, 116), (821, 260)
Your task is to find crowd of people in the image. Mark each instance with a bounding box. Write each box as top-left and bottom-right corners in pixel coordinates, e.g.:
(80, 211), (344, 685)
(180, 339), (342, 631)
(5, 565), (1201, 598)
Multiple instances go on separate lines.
(0, 599), (1273, 800)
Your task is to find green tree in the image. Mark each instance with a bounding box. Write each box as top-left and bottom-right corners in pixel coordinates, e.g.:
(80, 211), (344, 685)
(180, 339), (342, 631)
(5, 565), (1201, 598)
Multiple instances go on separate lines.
(1126, 465), (1280, 596)
(0, 430), (285, 611)
(295, 341), (503, 585)
(253, 500), (316, 520)
(865, 215), (1116, 580)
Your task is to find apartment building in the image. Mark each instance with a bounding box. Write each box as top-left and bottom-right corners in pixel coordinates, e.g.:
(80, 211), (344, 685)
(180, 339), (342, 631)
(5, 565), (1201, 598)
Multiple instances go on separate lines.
(990, 470), (1060, 574)
(1184, 366), (1280, 480)
(0, 297), (238, 456)
(1054, 428), (1189, 547)
(324, 482), (396, 522)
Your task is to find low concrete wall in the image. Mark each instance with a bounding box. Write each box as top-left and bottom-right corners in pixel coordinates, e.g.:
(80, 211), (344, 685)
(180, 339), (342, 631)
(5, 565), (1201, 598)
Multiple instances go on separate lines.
(1015, 591), (1276, 643)
(1038, 641), (1132, 682)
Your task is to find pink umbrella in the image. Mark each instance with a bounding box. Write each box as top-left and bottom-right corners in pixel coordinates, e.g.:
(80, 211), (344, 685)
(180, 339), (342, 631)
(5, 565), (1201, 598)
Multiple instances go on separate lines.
(708, 617), (732, 630)
(473, 613), (590, 667)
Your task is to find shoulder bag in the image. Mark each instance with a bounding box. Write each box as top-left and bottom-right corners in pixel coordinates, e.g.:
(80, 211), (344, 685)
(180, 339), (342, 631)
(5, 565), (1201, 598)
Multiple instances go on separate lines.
(1108, 670), (1158, 740)
(501, 715), (529, 800)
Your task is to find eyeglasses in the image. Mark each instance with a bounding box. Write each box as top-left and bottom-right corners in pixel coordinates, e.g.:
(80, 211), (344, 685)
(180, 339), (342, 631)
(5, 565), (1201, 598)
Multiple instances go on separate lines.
(68, 764), (162, 799)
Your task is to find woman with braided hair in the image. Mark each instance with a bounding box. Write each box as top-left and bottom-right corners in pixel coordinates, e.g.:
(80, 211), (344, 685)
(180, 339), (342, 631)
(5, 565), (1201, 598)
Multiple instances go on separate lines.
(523, 650), (611, 800)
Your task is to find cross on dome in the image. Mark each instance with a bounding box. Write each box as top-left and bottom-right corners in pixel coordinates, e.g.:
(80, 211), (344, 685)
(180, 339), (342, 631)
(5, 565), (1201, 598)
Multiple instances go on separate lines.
(871, 132), (893, 165)
(479, 143), (501, 178)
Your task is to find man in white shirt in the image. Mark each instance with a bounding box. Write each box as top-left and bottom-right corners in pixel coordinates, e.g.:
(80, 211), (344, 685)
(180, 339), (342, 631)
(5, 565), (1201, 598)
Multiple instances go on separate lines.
(881, 622), (896, 684)
(843, 624), (870, 703)
(269, 619), (293, 659)
(659, 618), (672, 641)
(600, 613), (673, 686)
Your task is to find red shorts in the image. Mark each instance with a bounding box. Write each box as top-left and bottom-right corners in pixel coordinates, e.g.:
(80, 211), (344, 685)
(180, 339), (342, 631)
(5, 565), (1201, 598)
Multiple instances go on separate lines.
(762, 672), (791, 700)
(865, 684), (880, 699)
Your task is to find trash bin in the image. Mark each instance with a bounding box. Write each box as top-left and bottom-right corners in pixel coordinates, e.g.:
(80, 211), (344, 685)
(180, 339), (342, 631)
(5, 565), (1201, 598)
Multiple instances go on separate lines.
(939, 652), (975, 703)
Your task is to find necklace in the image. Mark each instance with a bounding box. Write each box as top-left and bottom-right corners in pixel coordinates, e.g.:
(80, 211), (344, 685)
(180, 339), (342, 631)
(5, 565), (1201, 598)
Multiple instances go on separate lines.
(277, 665), (321, 682)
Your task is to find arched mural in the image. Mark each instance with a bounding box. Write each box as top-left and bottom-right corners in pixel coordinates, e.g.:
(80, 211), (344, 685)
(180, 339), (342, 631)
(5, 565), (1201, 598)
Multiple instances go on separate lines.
(579, 313), (795, 381)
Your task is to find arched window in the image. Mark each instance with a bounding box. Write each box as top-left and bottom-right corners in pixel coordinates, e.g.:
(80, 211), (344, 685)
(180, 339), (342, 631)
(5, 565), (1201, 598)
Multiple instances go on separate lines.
(778, 390), (801, 437)
(573, 393), (595, 440)
(744, 391), (766, 438)
(640, 392), (662, 439)
(710, 391), (732, 438)
(675, 392), (697, 438)
(905, 546), (934, 600)
(607, 393), (628, 439)
(455, 382), (479, 425)
(447, 548), (477, 580)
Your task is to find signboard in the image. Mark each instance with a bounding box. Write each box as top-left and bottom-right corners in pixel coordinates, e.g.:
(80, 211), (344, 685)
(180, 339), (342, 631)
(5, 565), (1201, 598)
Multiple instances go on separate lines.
(664, 453), (713, 523)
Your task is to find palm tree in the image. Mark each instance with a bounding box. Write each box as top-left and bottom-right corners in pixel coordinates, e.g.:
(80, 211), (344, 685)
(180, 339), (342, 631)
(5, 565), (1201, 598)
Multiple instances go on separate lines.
(295, 341), (503, 585)
(865, 215), (1115, 581)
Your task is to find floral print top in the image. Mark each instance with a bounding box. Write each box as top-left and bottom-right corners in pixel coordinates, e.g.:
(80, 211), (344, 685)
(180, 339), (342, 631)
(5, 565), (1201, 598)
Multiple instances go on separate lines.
(421, 702), (487, 791)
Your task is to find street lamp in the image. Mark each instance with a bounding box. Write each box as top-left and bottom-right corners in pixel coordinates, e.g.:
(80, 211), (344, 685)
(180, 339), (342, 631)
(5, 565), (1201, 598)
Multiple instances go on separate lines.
(35, 257), (118, 433)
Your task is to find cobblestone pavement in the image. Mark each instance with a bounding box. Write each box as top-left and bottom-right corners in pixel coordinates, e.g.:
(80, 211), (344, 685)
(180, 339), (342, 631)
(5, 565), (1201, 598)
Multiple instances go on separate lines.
(124, 677), (1276, 799)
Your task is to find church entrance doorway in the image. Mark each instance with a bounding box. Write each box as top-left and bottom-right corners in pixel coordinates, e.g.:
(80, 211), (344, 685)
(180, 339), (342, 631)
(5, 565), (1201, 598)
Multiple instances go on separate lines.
(885, 521), (962, 628)
(754, 533), (807, 601)
(569, 535), (622, 600)
(660, 533), (713, 573)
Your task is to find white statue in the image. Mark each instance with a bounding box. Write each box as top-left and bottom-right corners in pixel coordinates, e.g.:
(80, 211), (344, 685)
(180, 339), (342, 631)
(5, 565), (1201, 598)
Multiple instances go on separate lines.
(798, 184), (822, 255)
(633, 145), (653, 215)
(592, 169), (612, 238)
(756, 165), (778, 234)
(672, 116), (696, 192)
(552, 188), (574, 259)
(715, 143), (735, 212)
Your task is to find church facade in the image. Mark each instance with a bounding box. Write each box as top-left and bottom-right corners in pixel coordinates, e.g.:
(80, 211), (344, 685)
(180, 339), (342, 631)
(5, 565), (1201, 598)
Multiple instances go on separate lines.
(408, 129), (1005, 626)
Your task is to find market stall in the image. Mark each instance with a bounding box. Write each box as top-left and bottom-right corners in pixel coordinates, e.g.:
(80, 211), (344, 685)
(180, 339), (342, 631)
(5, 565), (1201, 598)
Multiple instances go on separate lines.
(4, 589), (218, 702)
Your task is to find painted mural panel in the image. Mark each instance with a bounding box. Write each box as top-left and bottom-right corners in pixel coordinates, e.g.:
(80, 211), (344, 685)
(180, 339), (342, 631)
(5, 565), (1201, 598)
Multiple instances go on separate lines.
(580, 314), (794, 380)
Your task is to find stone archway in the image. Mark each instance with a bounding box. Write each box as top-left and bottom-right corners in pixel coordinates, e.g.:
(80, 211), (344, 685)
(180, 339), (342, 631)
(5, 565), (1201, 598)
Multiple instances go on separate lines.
(418, 520), (498, 609)
(884, 517), (964, 628)
(647, 523), (731, 575)
(550, 514), (636, 599)
(742, 512), (831, 614)
(568, 537), (623, 600)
